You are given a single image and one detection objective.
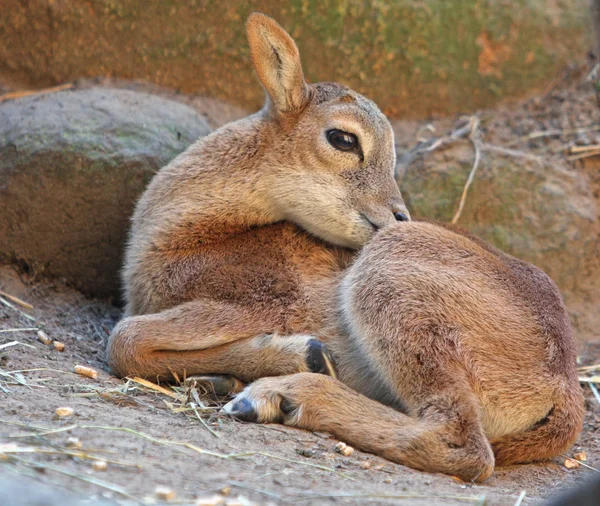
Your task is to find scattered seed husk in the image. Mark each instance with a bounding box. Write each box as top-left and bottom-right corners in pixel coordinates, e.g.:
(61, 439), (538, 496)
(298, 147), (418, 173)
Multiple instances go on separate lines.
(573, 452), (587, 462)
(74, 365), (98, 379)
(92, 460), (108, 471)
(334, 441), (354, 456)
(155, 486), (176, 501)
(360, 460), (372, 470)
(55, 407), (74, 418)
(66, 436), (82, 449)
(37, 330), (52, 345)
(53, 341), (65, 352)
(564, 458), (580, 469)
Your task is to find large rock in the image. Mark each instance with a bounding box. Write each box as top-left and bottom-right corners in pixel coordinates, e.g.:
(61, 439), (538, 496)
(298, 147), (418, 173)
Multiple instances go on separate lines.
(0, 0), (591, 119)
(397, 140), (600, 344)
(0, 88), (211, 299)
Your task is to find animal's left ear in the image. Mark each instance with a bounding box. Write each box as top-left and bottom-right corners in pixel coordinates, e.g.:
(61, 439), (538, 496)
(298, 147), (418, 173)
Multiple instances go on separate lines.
(246, 12), (310, 114)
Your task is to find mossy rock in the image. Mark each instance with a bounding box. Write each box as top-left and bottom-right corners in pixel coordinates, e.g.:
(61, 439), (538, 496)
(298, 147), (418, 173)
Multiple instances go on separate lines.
(0, 0), (591, 119)
(0, 88), (211, 299)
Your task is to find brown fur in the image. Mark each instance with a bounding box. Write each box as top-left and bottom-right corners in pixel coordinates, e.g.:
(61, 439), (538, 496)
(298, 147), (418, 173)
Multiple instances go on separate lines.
(107, 13), (583, 482)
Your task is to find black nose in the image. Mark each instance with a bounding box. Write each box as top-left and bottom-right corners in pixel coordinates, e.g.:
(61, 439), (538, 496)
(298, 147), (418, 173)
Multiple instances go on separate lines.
(394, 212), (409, 222)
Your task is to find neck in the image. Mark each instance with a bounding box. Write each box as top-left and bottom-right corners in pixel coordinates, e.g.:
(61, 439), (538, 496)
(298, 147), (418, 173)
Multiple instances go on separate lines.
(141, 113), (283, 250)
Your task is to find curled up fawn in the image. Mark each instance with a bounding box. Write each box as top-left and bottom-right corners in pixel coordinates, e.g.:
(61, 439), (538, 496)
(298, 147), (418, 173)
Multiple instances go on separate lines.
(107, 13), (583, 482)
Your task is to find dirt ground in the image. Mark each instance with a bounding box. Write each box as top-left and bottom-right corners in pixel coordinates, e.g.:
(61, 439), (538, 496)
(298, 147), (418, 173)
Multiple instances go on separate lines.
(1, 77), (600, 505)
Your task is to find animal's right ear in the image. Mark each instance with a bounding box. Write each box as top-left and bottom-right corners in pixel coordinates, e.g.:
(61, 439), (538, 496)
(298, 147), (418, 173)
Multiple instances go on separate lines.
(246, 12), (310, 114)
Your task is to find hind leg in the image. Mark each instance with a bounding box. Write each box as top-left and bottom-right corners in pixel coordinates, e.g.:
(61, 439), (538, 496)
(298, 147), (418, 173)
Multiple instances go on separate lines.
(223, 370), (494, 482)
(224, 325), (495, 481)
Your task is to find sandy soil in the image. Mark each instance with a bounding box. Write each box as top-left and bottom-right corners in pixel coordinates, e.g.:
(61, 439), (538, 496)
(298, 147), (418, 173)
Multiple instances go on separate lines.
(0, 266), (599, 506)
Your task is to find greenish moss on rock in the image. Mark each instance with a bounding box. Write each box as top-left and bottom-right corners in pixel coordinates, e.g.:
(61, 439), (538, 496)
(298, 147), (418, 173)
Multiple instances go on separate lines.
(0, 0), (591, 119)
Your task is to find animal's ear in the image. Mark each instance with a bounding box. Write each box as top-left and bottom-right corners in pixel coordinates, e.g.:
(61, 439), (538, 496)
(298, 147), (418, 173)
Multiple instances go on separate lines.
(246, 12), (309, 114)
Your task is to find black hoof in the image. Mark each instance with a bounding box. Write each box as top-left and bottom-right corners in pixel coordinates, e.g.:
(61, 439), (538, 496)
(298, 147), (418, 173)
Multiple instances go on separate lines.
(185, 374), (245, 397)
(224, 397), (258, 423)
(306, 339), (337, 378)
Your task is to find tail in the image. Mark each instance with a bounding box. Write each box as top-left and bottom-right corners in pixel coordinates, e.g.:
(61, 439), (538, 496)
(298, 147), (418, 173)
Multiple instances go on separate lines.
(491, 383), (584, 466)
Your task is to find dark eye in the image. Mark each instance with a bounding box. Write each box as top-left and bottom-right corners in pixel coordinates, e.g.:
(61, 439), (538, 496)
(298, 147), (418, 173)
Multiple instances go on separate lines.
(327, 129), (359, 152)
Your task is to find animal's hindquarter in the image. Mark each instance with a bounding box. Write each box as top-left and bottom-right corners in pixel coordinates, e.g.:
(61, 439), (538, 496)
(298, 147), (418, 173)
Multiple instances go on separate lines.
(339, 222), (563, 438)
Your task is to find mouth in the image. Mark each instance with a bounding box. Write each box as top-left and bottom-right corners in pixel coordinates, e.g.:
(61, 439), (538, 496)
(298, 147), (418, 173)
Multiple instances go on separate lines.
(361, 215), (380, 232)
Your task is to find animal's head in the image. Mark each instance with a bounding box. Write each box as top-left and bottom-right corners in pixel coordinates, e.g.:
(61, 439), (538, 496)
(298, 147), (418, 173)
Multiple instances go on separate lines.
(247, 12), (410, 250)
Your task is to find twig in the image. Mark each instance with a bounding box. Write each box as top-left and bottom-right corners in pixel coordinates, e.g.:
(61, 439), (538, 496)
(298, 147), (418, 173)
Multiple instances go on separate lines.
(570, 144), (600, 153)
(0, 420), (354, 480)
(562, 454), (600, 473)
(129, 376), (182, 400)
(0, 291), (33, 310)
(0, 328), (38, 334)
(567, 150), (600, 162)
(481, 143), (544, 163)
(0, 83), (74, 103)
(0, 341), (37, 351)
(190, 403), (220, 438)
(0, 297), (36, 321)
(229, 480), (283, 500)
(577, 364), (600, 372)
(514, 490), (526, 506)
(518, 125), (600, 142)
(3, 455), (141, 503)
(579, 376), (600, 384)
(589, 382), (600, 406)
(452, 117), (482, 224)
(0, 446), (141, 469)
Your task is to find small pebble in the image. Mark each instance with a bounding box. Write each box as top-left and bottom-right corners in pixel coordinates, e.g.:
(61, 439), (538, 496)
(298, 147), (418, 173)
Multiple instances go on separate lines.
(334, 441), (354, 456)
(295, 447), (318, 458)
(55, 407), (74, 418)
(37, 330), (52, 346)
(219, 487), (231, 496)
(53, 341), (65, 352)
(92, 460), (108, 472)
(155, 486), (176, 501)
(564, 458), (580, 469)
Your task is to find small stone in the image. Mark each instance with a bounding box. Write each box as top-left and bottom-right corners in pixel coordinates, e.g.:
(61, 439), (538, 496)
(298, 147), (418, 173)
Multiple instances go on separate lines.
(55, 407), (74, 418)
(53, 341), (65, 352)
(360, 460), (372, 470)
(219, 487), (231, 496)
(155, 486), (176, 501)
(334, 441), (354, 456)
(92, 460), (108, 471)
(564, 458), (581, 469)
(383, 478), (392, 484)
(573, 452), (587, 462)
(295, 447), (318, 458)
